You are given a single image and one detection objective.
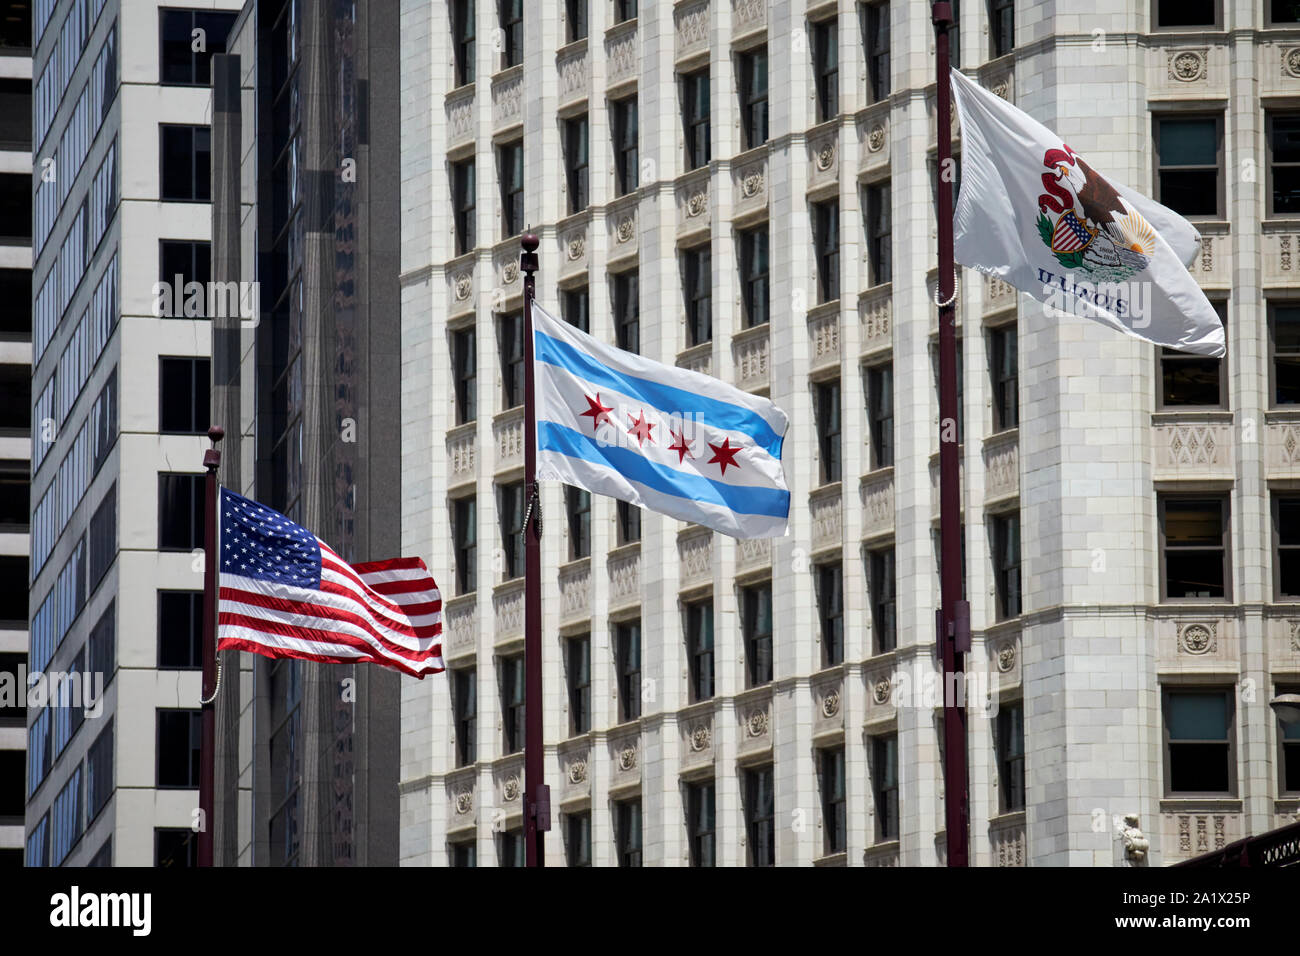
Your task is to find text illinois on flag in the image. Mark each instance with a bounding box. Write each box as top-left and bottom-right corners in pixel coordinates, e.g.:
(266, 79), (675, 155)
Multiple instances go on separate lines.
(949, 68), (1225, 357)
(217, 488), (444, 677)
(532, 303), (791, 539)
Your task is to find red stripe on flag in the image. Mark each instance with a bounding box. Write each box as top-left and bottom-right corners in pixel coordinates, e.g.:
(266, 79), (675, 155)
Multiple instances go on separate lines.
(217, 634), (444, 679)
(220, 587), (441, 657)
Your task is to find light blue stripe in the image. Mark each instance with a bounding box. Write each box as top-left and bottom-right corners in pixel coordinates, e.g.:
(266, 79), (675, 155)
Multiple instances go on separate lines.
(535, 330), (785, 458)
(538, 422), (790, 519)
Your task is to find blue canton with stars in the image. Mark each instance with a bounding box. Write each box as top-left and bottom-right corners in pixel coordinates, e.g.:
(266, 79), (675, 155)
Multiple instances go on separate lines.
(220, 488), (322, 588)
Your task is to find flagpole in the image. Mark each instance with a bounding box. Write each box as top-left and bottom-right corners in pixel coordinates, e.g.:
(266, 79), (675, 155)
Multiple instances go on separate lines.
(520, 231), (550, 867)
(932, 1), (970, 868)
(198, 424), (224, 867)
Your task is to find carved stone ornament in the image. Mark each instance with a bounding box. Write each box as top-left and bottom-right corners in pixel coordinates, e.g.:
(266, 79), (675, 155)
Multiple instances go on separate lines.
(566, 235), (585, 260)
(867, 124), (886, 152)
(567, 759), (588, 785)
(502, 261), (519, 284)
(1169, 50), (1206, 83)
(871, 678), (890, 705)
(454, 273), (472, 300)
(503, 774), (521, 801)
(1120, 813), (1150, 864)
(741, 171), (763, 197)
(1285, 48), (1300, 79)
(746, 709), (769, 737)
(616, 216), (635, 243)
(823, 688), (843, 716)
(816, 143), (835, 170)
(689, 724), (711, 752)
(1178, 622), (1216, 656)
(1291, 620), (1300, 653)
(454, 791), (473, 815)
(686, 192), (707, 217)
(996, 642), (1016, 673)
(618, 746), (637, 771)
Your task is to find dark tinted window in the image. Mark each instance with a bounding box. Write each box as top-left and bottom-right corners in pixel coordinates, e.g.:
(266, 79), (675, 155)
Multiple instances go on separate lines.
(160, 9), (237, 86)
(158, 590), (202, 669)
(158, 473), (203, 551)
(159, 357), (210, 433)
(156, 709), (201, 787)
(160, 125), (211, 202)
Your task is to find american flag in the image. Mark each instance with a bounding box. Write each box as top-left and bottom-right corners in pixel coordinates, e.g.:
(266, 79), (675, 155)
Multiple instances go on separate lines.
(216, 488), (444, 678)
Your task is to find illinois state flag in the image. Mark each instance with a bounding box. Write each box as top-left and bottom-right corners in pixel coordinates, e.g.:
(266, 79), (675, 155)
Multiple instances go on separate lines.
(533, 303), (790, 539)
(950, 68), (1225, 357)
(217, 488), (444, 677)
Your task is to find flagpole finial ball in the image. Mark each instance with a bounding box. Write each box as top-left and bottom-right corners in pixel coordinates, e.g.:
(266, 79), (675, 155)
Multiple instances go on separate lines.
(521, 232), (540, 253)
(208, 425), (225, 444)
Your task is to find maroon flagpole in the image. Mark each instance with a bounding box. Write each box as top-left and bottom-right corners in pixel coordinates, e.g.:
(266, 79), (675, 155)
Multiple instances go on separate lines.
(521, 232), (550, 866)
(932, 2), (970, 867)
(198, 424), (224, 867)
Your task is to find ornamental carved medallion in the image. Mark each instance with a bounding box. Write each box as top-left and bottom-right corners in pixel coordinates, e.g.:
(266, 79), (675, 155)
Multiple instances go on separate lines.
(616, 216), (635, 243)
(816, 143), (835, 171)
(867, 124), (886, 152)
(746, 709), (769, 737)
(1286, 48), (1300, 79)
(618, 746), (637, 771)
(823, 688), (842, 716)
(502, 262), (519, 284)
(453, 274), (472, 300)
(566, 236), (585, 261)
(871, 678), (890, 705)
(1178, 622), (1216, 656)
(503, 774), (521, 801)
(996, 642), (1016, 673)
(454, 792), (472, 815)
(567, 759), (588, 785)
(689, 724), (711, 752)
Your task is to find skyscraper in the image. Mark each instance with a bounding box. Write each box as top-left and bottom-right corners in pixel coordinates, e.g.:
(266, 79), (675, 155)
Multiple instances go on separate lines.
(399, 0), (1300, 866)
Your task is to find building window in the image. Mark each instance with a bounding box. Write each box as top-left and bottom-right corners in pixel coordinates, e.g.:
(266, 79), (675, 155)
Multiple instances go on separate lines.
(160, 9), (236, 86)
(989, 323), (1018, 432)
(158, 473), (202, 551)
(158, 590), (202, 669)
(451, 841), (477, 867)
(565, 0), (588, 43)
(738, 47), (768, 150)
(744, 765), (775, 867)
(863, 2), (889, 103)
(500, 481), (525, 580)
(866, 362), (894, 470)
(817, 563), (844, 666)
(566, 486), (591, 560)
(686, 599), (714, 702)
(562, 286), (590, 332)
(160, 125), (211, 202)
(991, 511), (1021, 620)
(159, 240), (211, 296)
(500, 312), (524, 408)
(947, 0), (961, 67)
(453, 327), (477, 424)
(500, 0), (523, 68)
(1154, 115), (1221, 218)
(686, 781), (716, 866)
(452, 159), (476, 255)
(613, 272), (639, 354)
(616, 500), (641, 544)
(1161, 301), (1226, 408)
(814, 379), (841, 485)
(615, 619), (641, 722)
(813, 200), (840, 302)
(1160, 496), (1229, 600)
(869, 547), (897, 654)
(996, 701), (1026, 812)
(565, 812), (591, 866)
(453, 667), (477, 766)
(738, 226), (770, 328)
(0, 269), (32, 337)
(500, 654), (525, 754)
(742, 583), (773, 686)
(156, 709), (201, 788)
(566, 634), (591, 735)
(498, 141), (524, 238)
(26, 814), (49, 867)
(452, 0), (476, 87)
(1163, 688), (1235, 795)
(682, 70), (710, 170)
(86, 720), (114, 823)
(0, 464), (27, 532)
(612, 97), (638, 196)
(616, 798), (642, 866)
(988, 0), (1014, 56)
(0, 364), (28, 430)
(864, 180), (892, 285)
(821, 747), (846, 854)
(1268, 113), (1300, 217)
(932, 340), (965, 445)
(0, 174), (29, 241)
(872, 735), (899, 841)
(155, 828), (196, 867)
(453, 496), (477, 594)
(159, 357), (210, 434)
(498, 829), (524, 867)
(812, 18), (838, 122)
(1154, 0), (1219, 28)
(564, 115), (589, 213)
(1275, 497), (1300, 599)
(1271, 304), (1300, 406)
(1278, 683), (1300, 794)
(615, 0), (638, 23)
(684, 245), (712, 346)
(1270, 0), (1300, 25)
(88, 601), (116, 688)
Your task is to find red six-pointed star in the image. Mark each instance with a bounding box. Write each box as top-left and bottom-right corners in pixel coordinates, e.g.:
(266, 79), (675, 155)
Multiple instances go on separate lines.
(580, 393), (614, 431)
(707, 437), (742, 476)
(627, 408), (656, 447)
(668, 429), (693, 464)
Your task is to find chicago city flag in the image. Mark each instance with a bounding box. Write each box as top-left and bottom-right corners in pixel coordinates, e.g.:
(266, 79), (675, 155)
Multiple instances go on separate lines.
(949, 68), (1225, 357)
(216, 488), (444, 677)
(533, 303), (790, 539)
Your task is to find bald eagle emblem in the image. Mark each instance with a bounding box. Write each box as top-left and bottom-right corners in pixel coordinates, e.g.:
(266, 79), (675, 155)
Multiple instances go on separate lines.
(1035, 145), (1156, 282)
